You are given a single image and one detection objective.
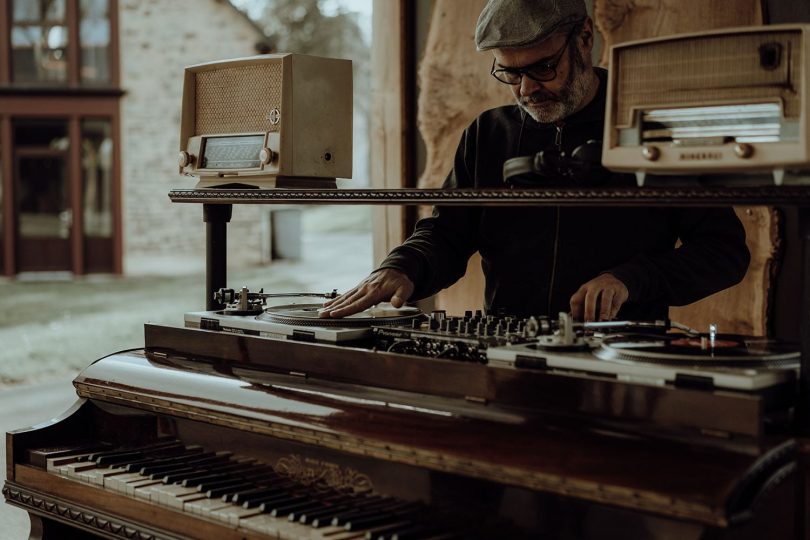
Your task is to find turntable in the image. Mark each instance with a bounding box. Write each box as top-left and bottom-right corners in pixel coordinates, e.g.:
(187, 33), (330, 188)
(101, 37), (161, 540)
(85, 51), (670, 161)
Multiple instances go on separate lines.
(487, 322), (799, 391)
(184, 287), (423, 343)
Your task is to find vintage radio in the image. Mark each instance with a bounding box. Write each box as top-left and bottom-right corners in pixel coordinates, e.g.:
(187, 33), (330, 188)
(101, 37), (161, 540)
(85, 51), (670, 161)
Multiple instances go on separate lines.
(178, 54), (352, 188)
(602, 24), (810, 186)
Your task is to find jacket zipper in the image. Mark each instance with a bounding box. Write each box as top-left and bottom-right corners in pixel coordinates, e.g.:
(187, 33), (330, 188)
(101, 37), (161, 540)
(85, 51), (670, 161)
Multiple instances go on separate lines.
(547, 122), (565, 315)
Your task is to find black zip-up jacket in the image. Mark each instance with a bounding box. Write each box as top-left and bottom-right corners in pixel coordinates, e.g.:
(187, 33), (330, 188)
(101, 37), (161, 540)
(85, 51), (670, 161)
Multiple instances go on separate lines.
(380, 68), (750, 320)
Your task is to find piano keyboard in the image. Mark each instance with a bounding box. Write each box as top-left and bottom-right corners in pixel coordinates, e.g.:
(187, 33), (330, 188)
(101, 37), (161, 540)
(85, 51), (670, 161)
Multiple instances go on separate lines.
(30, 440), (459, 540)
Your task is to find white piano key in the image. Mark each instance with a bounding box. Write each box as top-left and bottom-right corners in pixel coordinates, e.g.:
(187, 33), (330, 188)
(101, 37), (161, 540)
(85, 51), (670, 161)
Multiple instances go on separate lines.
(184, 497), (233, 517)
(174, 491), (208, 510)
(211, 505), (264, 527)
(104, 472), (146, 492)
(80, 466), (129, 486)
(151, 483), (200, 506)
(126, 477), (163, 497)
(134, 482), (166, 501)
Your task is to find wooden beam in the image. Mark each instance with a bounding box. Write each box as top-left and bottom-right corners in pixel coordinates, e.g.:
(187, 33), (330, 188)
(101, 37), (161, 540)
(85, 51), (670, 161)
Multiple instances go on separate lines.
(369, 0), (415, 265)
(1, 116), (13, 276)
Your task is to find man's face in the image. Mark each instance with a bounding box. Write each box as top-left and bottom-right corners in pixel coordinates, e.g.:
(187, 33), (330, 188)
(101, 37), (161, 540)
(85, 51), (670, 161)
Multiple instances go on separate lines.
(492, 21), (595, 123)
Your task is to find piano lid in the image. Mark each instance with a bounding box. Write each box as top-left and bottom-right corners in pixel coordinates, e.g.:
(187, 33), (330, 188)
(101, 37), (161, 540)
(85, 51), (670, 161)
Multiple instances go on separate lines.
(74, 348), (797, 527)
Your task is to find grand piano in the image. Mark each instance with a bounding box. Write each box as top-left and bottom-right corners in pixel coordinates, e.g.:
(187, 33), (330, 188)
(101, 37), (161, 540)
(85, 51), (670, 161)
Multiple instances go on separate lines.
(3, 302), (804, 539)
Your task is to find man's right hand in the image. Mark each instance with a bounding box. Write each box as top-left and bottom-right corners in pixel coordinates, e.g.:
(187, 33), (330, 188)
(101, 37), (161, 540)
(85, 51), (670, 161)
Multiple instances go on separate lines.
(318, 268), (415, 318)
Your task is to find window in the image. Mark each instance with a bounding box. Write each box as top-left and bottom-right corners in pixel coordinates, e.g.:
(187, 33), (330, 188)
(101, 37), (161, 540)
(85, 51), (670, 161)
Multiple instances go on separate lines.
(7, 0), (113, 86)
(79, 0), (111, 84)
(11, 0), (69, 83)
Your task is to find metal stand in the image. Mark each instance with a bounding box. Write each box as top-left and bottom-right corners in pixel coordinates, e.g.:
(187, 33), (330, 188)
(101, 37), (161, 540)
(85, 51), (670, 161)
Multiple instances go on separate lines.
(203, 204), (232, 310)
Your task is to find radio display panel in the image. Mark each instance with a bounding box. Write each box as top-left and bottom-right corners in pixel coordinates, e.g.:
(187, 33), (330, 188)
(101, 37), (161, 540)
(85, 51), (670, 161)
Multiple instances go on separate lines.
(199, 135), (264, 169)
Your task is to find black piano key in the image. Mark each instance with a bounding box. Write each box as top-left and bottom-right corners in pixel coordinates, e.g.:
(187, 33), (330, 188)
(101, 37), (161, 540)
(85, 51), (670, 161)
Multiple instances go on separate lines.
(29, 443), (112, 468)
(206, 474), (278, 502)
(345, 507), (421, 532)
(244, 491), (299, 509)
(205, 475), (282, 502)
(205, 480), (260, 499)
(196, 476), (257, 493)
(282, 489), (347, 520)
(299, 502), (354, 524)
(88, 440), (181, 463)
(195, 468), (278, 494)
(165, 464), (241, 485)
(333, 501), (419, 527)
(154, 467), (196, 481)
(269, 499), (324, 518)
(311, 497), (392, 528)
(227, 480), (297, 504)
(178, 461), (258, 486)
(139, 451), (224, 475)
(124, 447), (207, 472)
(365, 522), (413, 540)
(389, 525), (443, 540)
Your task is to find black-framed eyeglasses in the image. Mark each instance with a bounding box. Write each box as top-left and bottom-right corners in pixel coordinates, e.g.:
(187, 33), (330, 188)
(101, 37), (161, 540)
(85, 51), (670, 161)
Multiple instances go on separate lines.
(490, 24), (579, 85)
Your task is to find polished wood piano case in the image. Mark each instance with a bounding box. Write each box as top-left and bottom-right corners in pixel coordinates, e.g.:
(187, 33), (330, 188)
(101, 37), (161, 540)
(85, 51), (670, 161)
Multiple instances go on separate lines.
(3, 322), (801, 540)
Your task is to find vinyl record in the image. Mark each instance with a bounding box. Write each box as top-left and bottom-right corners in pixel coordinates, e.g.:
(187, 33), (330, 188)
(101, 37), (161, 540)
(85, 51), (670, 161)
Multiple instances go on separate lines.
(258, 303), (423, 328)
(595, 334), (800, 366)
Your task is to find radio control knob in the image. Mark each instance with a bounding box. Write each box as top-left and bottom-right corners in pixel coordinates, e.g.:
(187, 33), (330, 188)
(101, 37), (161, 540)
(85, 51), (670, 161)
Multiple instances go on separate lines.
(259, 148), (277, 165)
(734, 143), (753, 159)
(178, 151), (194, 168)
(641, 145), (660, 161)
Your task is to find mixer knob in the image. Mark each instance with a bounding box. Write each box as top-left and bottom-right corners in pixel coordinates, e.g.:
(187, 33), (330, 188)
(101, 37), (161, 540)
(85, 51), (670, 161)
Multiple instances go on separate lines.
(464, 310), (473, 319)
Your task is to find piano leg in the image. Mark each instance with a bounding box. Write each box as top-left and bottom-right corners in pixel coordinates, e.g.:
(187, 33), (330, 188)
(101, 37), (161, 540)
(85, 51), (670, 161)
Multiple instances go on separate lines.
(27, 514), (103, 540)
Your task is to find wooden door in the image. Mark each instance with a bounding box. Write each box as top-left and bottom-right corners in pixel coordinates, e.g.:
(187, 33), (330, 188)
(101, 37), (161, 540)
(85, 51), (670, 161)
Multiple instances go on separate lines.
(13, 147), (72, 272)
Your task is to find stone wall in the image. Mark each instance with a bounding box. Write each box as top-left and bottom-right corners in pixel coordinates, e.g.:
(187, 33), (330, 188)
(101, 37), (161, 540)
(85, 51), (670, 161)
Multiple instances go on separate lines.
(118, 0), (265, 272)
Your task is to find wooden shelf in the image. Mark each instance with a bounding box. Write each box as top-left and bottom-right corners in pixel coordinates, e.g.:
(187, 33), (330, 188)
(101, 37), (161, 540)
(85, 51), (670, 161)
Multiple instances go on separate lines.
(169, 186), (810, 206)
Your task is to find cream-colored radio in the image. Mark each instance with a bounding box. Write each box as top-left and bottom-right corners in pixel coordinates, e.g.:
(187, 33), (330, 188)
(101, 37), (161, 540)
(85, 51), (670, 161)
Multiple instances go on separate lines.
(179, 54), (352, 188)
(602, 24), (810, 186)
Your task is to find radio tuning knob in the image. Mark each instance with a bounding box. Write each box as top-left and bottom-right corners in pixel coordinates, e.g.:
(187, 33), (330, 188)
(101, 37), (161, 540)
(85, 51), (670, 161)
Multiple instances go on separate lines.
(259, 148), (278, 165)
(178, 151), (194, 167)
(733, 143), (754, 159)
(641, 145), (660, 161)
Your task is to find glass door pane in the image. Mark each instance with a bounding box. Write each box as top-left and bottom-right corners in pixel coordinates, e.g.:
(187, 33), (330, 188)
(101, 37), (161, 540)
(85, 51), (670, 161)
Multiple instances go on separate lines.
(13, 119), (71, 272)
(81, 118), (114, 272)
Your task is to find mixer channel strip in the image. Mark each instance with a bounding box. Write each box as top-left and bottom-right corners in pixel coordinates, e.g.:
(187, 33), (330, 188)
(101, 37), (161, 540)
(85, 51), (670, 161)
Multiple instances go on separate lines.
(29, 440), (459, 540)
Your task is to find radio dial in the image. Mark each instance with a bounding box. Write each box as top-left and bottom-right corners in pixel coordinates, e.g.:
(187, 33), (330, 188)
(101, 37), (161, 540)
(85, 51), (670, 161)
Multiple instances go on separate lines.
(733, 143), (754, 159)
(178, 151), (194, 168)
(641, 145), (660, 161)
(259, 148), (278, 165)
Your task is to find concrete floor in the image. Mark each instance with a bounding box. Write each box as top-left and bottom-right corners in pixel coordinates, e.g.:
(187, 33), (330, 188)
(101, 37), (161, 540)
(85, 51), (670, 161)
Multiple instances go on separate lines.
(0, 376), (78, 538)
(0, 218), (373, 538)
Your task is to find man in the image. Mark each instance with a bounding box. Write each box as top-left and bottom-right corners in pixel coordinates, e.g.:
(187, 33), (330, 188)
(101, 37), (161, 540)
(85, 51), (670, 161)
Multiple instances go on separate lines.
(320, 0), (749, 322)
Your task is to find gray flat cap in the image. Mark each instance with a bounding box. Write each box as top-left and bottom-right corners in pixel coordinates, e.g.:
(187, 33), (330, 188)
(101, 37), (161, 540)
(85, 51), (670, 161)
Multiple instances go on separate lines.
(475, 0), (587, 51)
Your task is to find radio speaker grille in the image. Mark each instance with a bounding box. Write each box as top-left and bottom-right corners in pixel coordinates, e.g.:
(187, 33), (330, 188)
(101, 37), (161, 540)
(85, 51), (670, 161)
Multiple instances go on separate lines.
(195, 63), (283, 135)
(616, 31), (802, 128)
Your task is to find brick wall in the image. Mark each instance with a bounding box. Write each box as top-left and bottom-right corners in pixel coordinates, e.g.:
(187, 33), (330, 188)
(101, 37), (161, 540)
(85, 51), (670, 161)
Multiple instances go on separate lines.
(118, 0), (266, 271)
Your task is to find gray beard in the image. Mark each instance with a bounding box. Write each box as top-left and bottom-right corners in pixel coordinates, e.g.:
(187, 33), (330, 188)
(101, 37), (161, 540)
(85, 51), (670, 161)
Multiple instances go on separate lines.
(517, 48), (595, 124)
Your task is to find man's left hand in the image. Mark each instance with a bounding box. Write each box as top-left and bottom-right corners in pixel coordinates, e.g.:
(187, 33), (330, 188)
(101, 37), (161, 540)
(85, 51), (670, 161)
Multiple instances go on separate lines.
(569, 273), (629, 321)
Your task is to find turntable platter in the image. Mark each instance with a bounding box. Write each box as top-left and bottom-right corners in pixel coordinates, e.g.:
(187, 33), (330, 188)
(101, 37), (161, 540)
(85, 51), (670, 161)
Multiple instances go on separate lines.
(258, 303), (423, 328)
(595, 334), (800, 366)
